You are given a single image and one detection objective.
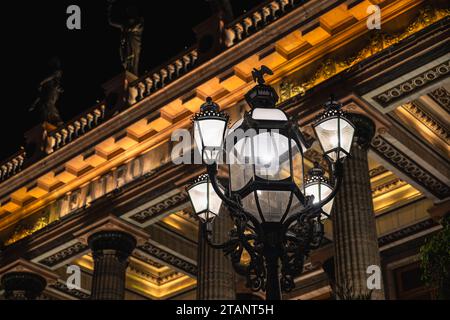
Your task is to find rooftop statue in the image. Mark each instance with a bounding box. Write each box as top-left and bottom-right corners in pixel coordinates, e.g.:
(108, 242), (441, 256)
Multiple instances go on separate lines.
(28, 57), (64, 126)
(107, 0), (144, 76)
(206, 0), (234, 23)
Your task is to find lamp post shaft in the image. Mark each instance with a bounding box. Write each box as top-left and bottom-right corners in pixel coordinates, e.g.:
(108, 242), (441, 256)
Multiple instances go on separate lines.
(262, 222), (283, 300)
(265, 254), (282, 300)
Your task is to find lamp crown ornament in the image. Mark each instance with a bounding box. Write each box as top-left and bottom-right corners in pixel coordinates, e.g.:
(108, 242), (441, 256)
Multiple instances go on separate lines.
(200, 97), (219, 112)
(308, 161), (326, 179)
(316, 95), (346, 121)
(246, 65), (279, 109)
(193, 97), (229, 122)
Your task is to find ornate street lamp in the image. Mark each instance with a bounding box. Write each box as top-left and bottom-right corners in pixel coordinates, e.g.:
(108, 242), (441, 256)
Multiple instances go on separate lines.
(304, 162), (334, 221)
(186, 174), (222, 223)
(187, 66), (355, 300)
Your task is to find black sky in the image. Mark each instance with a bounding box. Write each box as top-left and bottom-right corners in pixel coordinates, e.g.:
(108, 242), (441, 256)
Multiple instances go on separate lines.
(1, 0), (264, 160)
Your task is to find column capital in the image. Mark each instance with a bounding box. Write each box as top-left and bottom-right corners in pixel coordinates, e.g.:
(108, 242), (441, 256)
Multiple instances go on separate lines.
(347, 113), (376, 149)
(88, 230), (136, 261)
(1, 272), (47, 300)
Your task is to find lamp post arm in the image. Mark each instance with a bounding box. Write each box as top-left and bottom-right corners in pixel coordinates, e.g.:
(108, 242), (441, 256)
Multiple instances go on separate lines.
(281, 160), (343, 232)
(316, 160), (343, 209)
(290, 123), (313, 151)
(206, 164), (240, 211)
(201, 222), (241, 250)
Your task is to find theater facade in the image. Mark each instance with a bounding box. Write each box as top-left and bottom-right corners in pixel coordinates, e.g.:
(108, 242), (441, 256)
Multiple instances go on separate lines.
(0, 0), (448, 300)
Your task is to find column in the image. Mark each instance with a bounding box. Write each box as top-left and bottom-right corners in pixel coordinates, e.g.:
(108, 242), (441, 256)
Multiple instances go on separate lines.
(197, 207), (236, 300)
(88, 230), (136, 300)
(1, 272), (46, 300)
(332, 113), (385, 300)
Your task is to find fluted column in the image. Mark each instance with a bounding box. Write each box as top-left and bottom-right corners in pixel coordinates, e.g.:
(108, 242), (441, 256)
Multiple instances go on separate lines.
(88, 230), (136, 300)
(1, 272), (46, 300)
(197, 207), (236, 300)
(332, 113), (385, 300)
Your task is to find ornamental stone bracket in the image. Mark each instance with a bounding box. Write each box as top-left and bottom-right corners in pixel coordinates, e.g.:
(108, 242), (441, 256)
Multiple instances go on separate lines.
(362, 57), (450, 113)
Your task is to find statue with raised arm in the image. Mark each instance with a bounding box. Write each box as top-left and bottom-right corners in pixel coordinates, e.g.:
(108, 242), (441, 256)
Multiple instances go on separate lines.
(29, 57), (64, 126)
(206, 0), (234, 23)
(107, 0), (144, 75)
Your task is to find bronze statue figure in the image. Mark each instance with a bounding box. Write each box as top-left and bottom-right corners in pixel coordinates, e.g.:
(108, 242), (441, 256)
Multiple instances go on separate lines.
(29, 57), (64, 126)
(206, 0), (234, 24)
(107, 0), (144, 75)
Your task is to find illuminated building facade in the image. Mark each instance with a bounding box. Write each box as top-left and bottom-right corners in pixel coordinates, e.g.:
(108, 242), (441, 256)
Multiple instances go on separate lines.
(0, 0), (448, 300)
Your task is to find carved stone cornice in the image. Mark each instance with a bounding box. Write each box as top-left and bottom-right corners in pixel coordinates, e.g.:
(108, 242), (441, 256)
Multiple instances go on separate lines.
(38, 242), (88, 268)
(128, 191), (189, 225)
(128, 263), (184, 286)
(378, 218), (438, 247)
(375, 61), (450, 107)
(49, 281), (90, 300)
(429, 87), (450, 113)
(401, 102), (449, 143)
(369, 166), (388, 178)
(371, 135), (450, 199)
(137, 242), (197, 277)
(371, 178), (406, 197)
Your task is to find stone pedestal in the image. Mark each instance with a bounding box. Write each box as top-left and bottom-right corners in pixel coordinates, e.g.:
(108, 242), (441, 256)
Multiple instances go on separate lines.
(197, 208), (236, 300)
(88, 231), (136, 300)
(332, 113), (385, 300)
(1, 272), (46, 300)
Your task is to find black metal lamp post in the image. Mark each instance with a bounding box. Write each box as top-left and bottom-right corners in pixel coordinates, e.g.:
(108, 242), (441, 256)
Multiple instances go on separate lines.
(186, 66), (355, 300)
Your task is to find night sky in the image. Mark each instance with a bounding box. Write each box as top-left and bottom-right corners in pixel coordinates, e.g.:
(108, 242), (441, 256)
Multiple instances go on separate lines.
(1, 0), (264, 160)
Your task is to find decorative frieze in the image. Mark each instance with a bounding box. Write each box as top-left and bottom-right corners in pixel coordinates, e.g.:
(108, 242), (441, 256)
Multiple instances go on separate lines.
(129, 191), (189, 224)
(128, 264), (184, 286)
(279, 7), (450, 102)
(4, 215), (50, 247)
(429, 87), (450, 113)
(369, 166), (388, 178)
(371, 135), (450, 199)
(374, 61), (450, 107)
(378, 218), (438, 247)
(372, 178), (406, 198)
(49, 281), (90, 300)
(138, 242), (197, 277)
(38, 242), (88, 268)
(401, 102), (449, 143)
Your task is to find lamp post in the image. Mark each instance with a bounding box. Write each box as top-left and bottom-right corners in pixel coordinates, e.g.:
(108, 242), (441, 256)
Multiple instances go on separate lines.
(187, 66), (355, 300)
